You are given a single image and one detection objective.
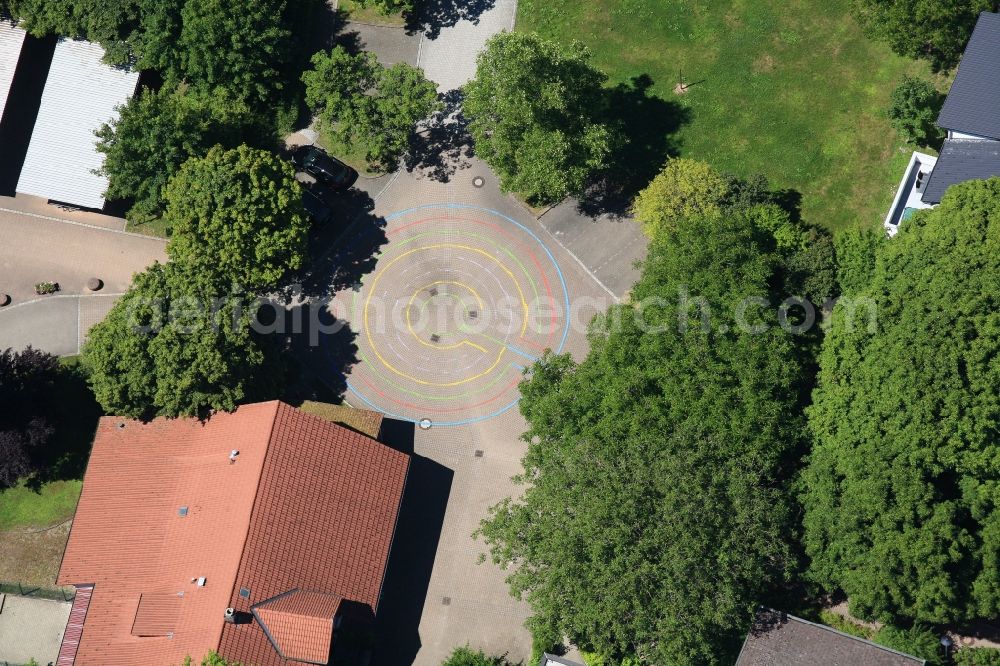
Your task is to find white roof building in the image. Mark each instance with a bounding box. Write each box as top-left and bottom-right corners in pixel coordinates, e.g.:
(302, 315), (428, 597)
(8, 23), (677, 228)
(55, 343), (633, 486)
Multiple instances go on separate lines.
(15, 38), (139, 209)
(0, 21), (27, 124)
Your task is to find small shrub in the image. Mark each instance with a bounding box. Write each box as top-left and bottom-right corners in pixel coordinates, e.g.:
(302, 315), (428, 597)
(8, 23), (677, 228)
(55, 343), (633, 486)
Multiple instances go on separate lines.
(441, 646), (510, 666)
(954, 647), (1000, 666)
(874, 624), (944, 666)
(34, 281), (59, 295)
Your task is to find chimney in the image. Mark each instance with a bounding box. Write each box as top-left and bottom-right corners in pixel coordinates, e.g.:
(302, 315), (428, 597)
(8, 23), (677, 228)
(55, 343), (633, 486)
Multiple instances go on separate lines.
(224, 607), (236, 624)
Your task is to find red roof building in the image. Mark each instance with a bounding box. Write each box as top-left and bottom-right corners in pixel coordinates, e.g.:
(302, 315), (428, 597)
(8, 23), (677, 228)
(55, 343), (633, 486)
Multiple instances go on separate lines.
(56, 401), (409, 666)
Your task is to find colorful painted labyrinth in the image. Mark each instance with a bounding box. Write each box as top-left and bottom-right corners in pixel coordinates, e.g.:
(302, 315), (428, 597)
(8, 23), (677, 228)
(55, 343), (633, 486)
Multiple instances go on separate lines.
(340, 204), (569, 426)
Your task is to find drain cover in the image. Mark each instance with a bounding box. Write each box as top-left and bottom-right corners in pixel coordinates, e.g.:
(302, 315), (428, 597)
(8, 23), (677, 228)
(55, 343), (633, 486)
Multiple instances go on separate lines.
(472, 176), (485, 188)
(419, 418), (433, 430)
(468, 310), (478, 319)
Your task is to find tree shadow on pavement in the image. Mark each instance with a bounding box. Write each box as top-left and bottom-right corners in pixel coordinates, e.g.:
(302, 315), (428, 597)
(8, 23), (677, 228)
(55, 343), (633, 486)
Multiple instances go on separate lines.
(275, 187), (389, 304)
(407, 0), (498, 39)
(404, 89), (474, 182)
(577, 74), (691, 219)
(279, 302), (360, 401)
(373, 421), (453, 665)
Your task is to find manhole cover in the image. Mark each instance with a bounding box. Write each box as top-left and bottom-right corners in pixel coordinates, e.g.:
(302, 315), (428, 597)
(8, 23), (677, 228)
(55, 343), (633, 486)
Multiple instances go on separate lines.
(472, 176), (485, 188)
(418, 418), (433, 430)
(468, 310), (478, 319)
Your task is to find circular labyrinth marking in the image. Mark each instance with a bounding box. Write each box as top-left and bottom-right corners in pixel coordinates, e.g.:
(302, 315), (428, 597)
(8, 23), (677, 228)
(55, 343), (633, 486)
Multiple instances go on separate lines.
(333, 204), (570, 426)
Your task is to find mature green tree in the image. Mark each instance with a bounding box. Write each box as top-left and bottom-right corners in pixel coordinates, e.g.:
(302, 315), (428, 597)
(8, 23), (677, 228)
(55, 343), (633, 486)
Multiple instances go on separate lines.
(4, 0), (182, 67)
(632, 158), (728, 237)
(83, 262), (276, 419)
(479, 212), (808, 664)
(851, 0), (992, 70)
(0, 347), (60, 487)
(162, 145), (310, 291)
(464, 32), (617, 205)
(303, 46), (439, 169)
(887, 76), (944, 145)
(802, 178), (1000, 625)
(177, 0), (291, 104)
(833, 224), (886, 296)
(96, 85), (249, 223)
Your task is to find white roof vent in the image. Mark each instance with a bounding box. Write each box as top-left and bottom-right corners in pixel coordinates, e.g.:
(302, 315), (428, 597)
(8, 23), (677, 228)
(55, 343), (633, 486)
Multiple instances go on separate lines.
(229, 449), (239, 464)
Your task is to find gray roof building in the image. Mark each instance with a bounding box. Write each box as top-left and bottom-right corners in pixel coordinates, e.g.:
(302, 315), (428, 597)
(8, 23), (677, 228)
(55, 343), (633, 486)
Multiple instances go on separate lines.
(937, 12), (1000, 140)
(922, 139), (1000, 204)
(736, 608), (926, 666)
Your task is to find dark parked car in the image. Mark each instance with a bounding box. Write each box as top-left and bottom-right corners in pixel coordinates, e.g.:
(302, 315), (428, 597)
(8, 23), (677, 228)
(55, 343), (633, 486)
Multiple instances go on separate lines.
(302, 188), (333, 225)
(292, 145), (357, 190)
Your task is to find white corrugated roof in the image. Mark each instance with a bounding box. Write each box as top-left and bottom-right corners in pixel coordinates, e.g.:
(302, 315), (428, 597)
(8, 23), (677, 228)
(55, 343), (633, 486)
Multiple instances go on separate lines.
(0, 21), (27, 122)
(16, 38), (139, 209)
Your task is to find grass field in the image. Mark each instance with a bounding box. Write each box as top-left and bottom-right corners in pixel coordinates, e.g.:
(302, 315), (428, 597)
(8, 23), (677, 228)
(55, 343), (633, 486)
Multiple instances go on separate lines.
(0, 481), (82, 531)
(337, 0), (407, 26)
(517, 0), (942, 232)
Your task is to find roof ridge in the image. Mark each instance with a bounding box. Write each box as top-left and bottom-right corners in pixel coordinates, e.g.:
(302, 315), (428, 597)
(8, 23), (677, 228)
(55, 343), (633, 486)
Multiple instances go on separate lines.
(212, 400), (282, 653)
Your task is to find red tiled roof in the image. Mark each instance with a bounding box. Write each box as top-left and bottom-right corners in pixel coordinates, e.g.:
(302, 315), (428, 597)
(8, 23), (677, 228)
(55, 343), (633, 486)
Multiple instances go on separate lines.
(217, 402), (409, 666)
(252, 590), (343, 664)
(131, 592), (183, 637)
(57, 401), (409, 666)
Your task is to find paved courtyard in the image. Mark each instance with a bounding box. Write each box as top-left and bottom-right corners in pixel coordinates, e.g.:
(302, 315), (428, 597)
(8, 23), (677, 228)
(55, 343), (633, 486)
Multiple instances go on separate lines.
(310, 159), (611, 664)
(0, 594), (72, 665)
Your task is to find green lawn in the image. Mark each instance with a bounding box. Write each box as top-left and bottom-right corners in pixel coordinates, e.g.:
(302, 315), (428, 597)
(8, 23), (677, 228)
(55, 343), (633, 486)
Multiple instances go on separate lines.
(517, 0), (941, 232)
(337, 0), (407, 26)
(0, 480), (82, 531)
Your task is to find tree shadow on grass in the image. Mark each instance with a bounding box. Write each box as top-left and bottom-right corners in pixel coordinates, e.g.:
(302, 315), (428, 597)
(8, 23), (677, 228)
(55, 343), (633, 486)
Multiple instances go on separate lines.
(577, 74), (692, 219)
(406, 0), (498, 40)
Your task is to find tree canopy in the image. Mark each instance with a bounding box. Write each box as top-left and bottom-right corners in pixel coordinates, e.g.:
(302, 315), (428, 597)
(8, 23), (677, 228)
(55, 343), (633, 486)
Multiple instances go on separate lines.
(850, 0), (992, 70)
(162, 145), (310, 291)
(802, 178), (1000, 625)
(0, 347), (60, 487)
(464, 32), (618, 205)
(96, 85), (249, 223)
(887, 76), (944, 146)
(478, 210), (810, 664)
(631, 158), (728, 237)
(303, 46), (439, 170)
(83, 262), (278, 419)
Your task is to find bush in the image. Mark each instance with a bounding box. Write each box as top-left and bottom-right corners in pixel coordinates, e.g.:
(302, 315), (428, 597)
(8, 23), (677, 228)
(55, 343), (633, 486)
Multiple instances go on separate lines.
(887, 76), (944, 145)
(955, 647), (1000, 665)
(440, 647), (510, 666)
(873, 625), (943, 665)
(351, 0), (413, 15)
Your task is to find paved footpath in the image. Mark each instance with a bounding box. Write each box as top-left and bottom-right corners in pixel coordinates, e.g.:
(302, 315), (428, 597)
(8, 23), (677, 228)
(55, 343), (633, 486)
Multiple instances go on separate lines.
(0, 204), (166, 354)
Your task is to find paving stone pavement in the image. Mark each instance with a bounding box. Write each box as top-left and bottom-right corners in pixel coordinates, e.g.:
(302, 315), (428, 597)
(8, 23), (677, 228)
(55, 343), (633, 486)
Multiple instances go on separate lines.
(332, 159), (609, 664)
(416, 0), (518, 92)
